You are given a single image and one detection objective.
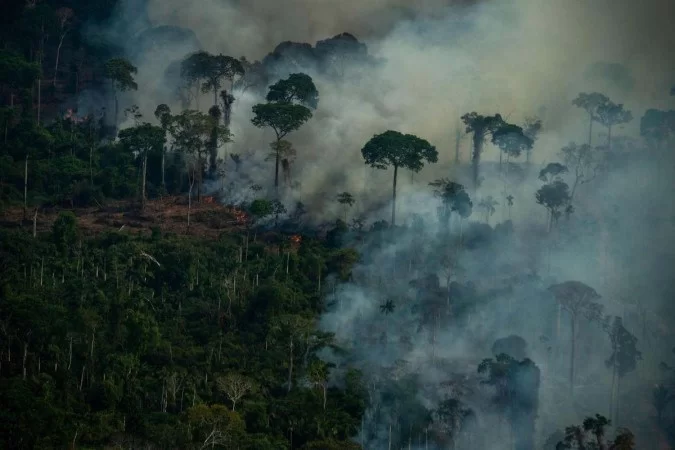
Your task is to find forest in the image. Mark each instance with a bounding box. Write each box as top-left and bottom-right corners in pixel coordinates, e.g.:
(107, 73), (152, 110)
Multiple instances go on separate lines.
(1, 0), (675, 449)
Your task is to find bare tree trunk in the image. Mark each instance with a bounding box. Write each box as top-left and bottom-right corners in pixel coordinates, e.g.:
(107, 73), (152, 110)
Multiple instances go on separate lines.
(141, 152), (147, 210)
(391, 165), (398, 226)
(23, 154), (28, 221)
(274, 137), (281, 190)
(37, 79), (41, 125)
(287, 337), (294, 392)
(53, 33), (67, 86)
(32, 208), (38, 237)
(588, 113), (593, 147)
(22, 342), (28, 380)
(570, 316), (576, 396)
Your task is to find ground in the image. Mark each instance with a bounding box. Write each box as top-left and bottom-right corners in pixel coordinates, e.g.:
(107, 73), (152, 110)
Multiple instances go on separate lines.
(0, 196), (248, 238)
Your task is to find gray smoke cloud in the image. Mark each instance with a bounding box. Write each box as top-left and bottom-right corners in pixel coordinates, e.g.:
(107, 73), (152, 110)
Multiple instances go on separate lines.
(90, 0), (675, 448)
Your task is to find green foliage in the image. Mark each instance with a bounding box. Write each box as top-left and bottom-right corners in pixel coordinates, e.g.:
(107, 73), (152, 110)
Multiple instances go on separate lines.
(266, 73), (319, 109)
(361, 130), (437, 173)
(0, 225), (365, 449)
(104, 57), (138, 92)
(251, 103), (313, 140)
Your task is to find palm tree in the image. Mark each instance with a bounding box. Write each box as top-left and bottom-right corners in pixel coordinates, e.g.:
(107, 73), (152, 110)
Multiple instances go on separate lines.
(478, 196), (498, 224)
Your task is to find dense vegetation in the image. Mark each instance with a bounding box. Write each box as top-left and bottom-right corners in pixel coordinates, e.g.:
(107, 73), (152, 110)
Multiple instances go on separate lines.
(2, 0), (675, 449)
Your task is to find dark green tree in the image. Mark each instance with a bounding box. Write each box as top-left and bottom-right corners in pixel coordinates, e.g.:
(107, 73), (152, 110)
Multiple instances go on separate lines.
(118, 123), (166, 210)
(361, 130), (438, 226)
(251, 103), (312, 189)
(595, 101), (632, 152)
(548, 281), (603, 395)
(572, 92), (609, 146)
(266, 73), (319, 109)
(460, 112), (505, 187)
(103, 58), (138, 133)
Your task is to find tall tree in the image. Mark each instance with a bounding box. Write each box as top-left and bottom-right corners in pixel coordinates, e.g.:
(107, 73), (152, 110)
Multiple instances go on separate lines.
(361, 130), (438, 226)
(169, 109), (231, 201)
(478, 196), (498, 224)
(118, 123), (166, 210)
(154, 104), (172, 191)
(52, 7), (74, 86)
(251, 103), (312, 189)
(594, 101), (632, 152)
(548, 281), (603, 395)
(460, 112), (505, 188)
(492, 123), (533, 171)
(429, 179), (472, 234)
(266, 73), (319, 109)
(603, 316), (641, 424)
(523, 116), (542, 164)
(559, 143), (601, 201)
(103, 58), (138, 134)
(336, 192), (355, 222)
(201, 54), (244, 106)
(180, 51), (211, 109)
(572, 92), (609, 147)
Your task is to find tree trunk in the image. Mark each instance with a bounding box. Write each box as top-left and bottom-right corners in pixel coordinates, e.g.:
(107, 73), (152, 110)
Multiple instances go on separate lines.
(161, 147), (166, 192)
(455, 127), (461, 163)
(570, 316), (576, 396)
(607, 125), (612, 153)
(89, 145), (94, 185)
(322, 384), (327, 411)
(54, 33), (66, 86)
(588, 113), (593, 147)
(609, 362), (616, 422)
(32, 208), (38, 237)
(22, 342), (28, 380)
(391, 165), (398, 226)
(472, 133), (484, 188)
(23, 154), (28, 221)
(274, 138), (281, 190)
(141, 152), (147, 210)
(287, 337), (294, 392)
(37, 79), (41, 125)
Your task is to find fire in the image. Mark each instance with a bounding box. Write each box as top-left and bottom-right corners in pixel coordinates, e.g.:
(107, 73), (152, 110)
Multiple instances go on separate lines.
(63, 108), (87, 123)
(202, 196), (215, 204)
(290, 235), (302, 245)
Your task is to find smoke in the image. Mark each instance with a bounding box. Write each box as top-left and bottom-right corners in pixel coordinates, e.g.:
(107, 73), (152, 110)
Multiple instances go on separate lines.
(89, 0), (675, 448)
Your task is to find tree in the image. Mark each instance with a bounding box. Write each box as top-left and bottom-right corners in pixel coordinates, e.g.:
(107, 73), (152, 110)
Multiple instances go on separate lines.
(118, 123), (166, 210)
(594, 101), (632, 152)
(180, 51), (211, 109)
(154, 104), (172, 191)
(492, 123), (533, 171)
(265, 140), (297, 187)
(216, 373), (253, 411)
(249, 199), (273, 227)
(429, 179), (472, 234)
(573, 92), (609, 146)
(266, 73), (319, 109)
(104, 58), (138, 133)
(251, 103), (312, 189)
(169, 109), (231, 201)
(548, 281), (603, 395)
(336, 192), (355, 222)
(536, 180), (571, 231)
(538, 163), (568, 183)
(559, 143), (601, 201)
(506, 194), (514, 219)
(603, 317), (641, 423)
(308, 359), (331, 410)
(523, 117), (542, 164)
(53, 7), (74, 86)
(361, 130), (438, 226)
(201, 54), (244, 106)
(460, 112), (505, 187)
(640, 109), (675, 151)
(478, 196), (498, 224)
(432, 397), (474, 449)
(556, 415), (635, 450)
